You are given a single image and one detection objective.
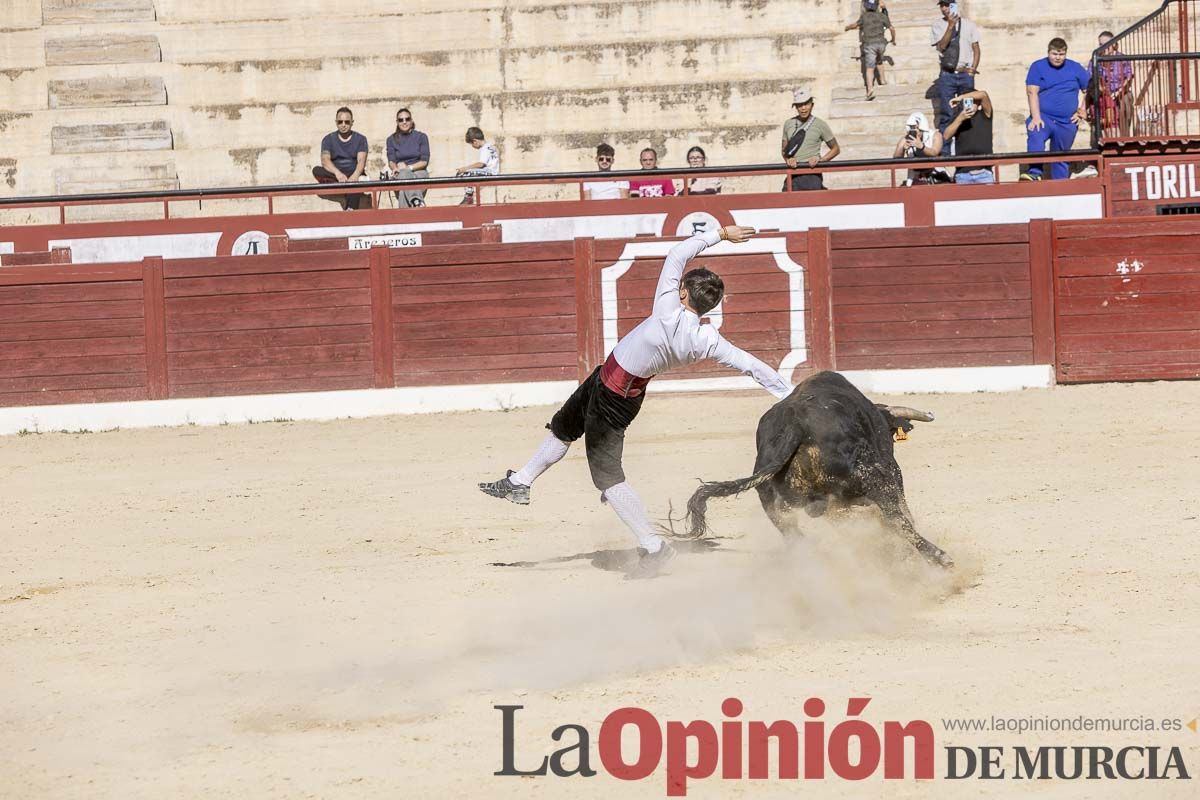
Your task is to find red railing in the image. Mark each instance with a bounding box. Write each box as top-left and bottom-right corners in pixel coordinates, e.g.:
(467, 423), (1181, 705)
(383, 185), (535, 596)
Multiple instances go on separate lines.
(1094, 0), (1200, 146)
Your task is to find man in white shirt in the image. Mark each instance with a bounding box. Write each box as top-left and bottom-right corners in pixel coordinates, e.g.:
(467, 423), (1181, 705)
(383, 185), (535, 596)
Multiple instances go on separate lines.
(456, 126), (501, 206)
(583, 143), (630, 200)
(479, 225), (793, 579)
(930, 0), (981, 153)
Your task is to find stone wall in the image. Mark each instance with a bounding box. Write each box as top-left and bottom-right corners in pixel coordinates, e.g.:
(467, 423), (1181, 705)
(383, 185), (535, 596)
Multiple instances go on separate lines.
(0, 0), (1161, 221)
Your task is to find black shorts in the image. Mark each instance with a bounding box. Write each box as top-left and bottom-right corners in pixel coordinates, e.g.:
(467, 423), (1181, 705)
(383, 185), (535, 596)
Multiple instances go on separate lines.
(549, 366), (644, 491)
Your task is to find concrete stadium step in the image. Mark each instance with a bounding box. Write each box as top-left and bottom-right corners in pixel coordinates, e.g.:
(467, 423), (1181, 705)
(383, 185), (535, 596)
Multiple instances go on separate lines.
(52, 120), (173, 155)
(42, 0), (156, 25)
(53, 157), (178, 195)
(48, 76), (167, 109)
(45, 33), (161, 66)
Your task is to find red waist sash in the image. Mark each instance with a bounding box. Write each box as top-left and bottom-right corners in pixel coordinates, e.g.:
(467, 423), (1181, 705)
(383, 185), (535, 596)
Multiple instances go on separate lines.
(599, 354), (652, 398)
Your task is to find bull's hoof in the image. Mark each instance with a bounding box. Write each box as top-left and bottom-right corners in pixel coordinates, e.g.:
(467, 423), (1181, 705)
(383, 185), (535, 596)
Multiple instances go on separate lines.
(923, 547), (954, 569)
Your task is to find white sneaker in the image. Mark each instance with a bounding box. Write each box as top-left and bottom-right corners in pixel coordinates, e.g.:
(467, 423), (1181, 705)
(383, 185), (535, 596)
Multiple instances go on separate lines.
(1071, 164), (1099, 179)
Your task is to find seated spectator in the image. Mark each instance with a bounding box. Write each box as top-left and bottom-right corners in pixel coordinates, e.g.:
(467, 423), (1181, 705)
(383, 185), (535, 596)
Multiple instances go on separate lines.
(845, 0), (895, 100)
(781, 88), (840, 191)
(313, 106), (367, 210)
(583, 143), (629, 200)
(629, 148), (677, 198)
(455, 127), (501, 206)
(685, 146), (721, 195)
(893, 112), (945, 185)
(1022, 38), (1090, 181)
(943, 89), (995, 184)
(386, 108), (431, 208)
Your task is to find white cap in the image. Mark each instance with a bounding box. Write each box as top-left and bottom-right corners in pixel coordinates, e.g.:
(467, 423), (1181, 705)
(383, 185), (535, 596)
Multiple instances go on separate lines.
(905, 112), (932, 131)
(792, 88), (813, 105)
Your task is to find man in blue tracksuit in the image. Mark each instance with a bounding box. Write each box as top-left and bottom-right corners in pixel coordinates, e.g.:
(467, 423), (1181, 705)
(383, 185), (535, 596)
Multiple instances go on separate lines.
(1023, 37), (1090, 181)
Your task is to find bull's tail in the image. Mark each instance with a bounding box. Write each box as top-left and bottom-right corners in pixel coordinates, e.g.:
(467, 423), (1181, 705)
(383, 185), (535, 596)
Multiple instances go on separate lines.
(683, 468), (778, 539)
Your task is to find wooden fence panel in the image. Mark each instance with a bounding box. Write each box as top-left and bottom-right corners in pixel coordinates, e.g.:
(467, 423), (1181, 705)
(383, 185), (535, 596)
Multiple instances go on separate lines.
(1054, 219), (1200, 382)
(389, 241), (578, 386)
(162, 250), (375, 398)
(831, 223), (1036, 370)
(0, 262), (148, 407)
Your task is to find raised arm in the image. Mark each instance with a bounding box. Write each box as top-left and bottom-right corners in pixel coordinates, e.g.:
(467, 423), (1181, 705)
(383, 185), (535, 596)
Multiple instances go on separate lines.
(653, 229), (720, 317)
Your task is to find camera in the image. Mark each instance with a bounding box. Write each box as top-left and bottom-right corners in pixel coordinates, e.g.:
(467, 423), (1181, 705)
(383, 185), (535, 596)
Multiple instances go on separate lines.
(948, 2), (958, 14)
(962, 97), (975, 113)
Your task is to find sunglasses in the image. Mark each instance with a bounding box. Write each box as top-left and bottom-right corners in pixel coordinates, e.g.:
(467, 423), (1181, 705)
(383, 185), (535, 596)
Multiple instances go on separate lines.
(597, 156), (614, 162)
(397, 117), (413, 122)
(336, 119), (353, 125)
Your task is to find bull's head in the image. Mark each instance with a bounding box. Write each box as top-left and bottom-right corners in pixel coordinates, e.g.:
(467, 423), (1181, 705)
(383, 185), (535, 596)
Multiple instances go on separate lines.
(875, 404), (935, 441)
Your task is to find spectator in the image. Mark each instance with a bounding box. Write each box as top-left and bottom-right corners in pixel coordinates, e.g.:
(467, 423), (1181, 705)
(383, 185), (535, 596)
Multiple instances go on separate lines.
(1095, 30), (1134, 138)
(685, 146), (721, 195)
(629, 148), (677, 198)
(386, 108), (430, 208)
(1023, 37), (1090, 181)
(930, 0), (981, 153)
(892, 112), (945, 185)
(845, 0), (896, 100)
(583, 143), (630, 200)
(313, 106), (367, 210)
(781, 88), (840, 191)
(454, 126), (500, 206)
(943, 89), (995, 184)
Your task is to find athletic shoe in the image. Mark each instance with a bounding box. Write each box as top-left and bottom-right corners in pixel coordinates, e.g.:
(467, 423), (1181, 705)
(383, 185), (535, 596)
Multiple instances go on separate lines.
(1071, 164), (1099, 179)
(1019, 172), (1042, 181)
(625, 542), (677, 580)
(478, 470), (530, 505)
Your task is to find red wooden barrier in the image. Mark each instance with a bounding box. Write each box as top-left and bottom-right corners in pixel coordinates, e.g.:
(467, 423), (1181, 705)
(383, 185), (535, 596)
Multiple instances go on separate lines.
(0, 260), (148, 407)
(1, 247), (72, 266)
(1054, 217), (1200, 382)
(830, 224), (1036, 370)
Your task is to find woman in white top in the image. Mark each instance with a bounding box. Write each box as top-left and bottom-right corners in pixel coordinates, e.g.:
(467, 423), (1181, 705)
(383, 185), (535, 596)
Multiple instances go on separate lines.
(685, 146), (722, 195)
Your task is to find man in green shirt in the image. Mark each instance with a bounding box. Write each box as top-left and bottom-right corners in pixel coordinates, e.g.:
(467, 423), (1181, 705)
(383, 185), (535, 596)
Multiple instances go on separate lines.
(845, 0), (896, 100)
(781, 88), (841, 191)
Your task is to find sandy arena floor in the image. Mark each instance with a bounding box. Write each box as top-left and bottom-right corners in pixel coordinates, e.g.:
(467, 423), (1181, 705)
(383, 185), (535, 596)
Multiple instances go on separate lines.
(2, 381), (1198, 799)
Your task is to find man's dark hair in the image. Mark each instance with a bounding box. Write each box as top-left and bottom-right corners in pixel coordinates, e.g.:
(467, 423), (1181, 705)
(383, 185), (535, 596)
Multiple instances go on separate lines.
(641, 147), (657, 158)
(336, 106), (353, 118)
(682, 268), (724, 315)
(465, 126), (485, 142)
(596, 143), (615, 157)
(1048, 37), (1068, 51)
(1099, 30), (1115, 38)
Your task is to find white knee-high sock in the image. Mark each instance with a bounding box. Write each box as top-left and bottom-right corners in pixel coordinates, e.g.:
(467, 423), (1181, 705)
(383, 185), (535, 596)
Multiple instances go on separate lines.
(602, 481), (663, 553)
(510, 434), (570, 486)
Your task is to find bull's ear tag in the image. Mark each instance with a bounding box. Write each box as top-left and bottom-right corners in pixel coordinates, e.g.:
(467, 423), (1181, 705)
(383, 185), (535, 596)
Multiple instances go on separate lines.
(893, 427), (909, 442)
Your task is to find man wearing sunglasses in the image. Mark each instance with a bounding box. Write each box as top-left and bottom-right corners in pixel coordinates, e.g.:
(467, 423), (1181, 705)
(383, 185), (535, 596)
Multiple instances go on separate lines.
(313, 106), (368, 210)
(583, 143), (630, 200)
(386, 108), (431, 208)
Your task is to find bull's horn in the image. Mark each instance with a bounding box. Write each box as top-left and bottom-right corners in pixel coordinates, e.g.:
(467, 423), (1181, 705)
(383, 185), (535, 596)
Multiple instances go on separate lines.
(885, 405), (935, 422)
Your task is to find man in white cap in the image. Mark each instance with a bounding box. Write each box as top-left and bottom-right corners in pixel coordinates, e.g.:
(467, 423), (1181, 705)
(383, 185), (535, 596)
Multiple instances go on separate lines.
(892, 111), (945, 185)
(781, 88), (840, 191)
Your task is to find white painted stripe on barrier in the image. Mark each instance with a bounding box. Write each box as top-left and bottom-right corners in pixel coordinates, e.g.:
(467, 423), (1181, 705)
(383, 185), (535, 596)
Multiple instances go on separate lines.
(48, 233), (224, 263)
(0, 242), (13, 255)
(285, 221), (463, 239)
(731, 204), (906, 232)
(0, 382), (578, 436)
(839, 365), (1055, 394)
(496, 214), (668, 243)
(0, 366), (1053, 436)
(934, 194), (1102, 225)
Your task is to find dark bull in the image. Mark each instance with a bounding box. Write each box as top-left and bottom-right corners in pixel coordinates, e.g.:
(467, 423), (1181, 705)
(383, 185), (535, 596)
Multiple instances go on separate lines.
(684, 371), (953, 567)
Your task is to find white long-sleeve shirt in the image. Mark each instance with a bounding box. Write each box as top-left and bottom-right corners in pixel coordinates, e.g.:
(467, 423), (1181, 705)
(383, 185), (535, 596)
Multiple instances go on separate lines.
(607, 230), (793, 400)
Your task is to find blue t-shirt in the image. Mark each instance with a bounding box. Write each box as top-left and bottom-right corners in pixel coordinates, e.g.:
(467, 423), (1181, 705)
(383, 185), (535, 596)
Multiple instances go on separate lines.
(386, 130), (431, 167)
(321, 130), (368, 175)
(1025, 57), (1090, 120)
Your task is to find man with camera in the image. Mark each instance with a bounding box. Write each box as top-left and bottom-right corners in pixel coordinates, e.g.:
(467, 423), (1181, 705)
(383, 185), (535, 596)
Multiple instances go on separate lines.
(892, 112), (945, 186)
(943, 89), (994, 184)
(781, 88), (840, 191)
(930, 0), (981, 154)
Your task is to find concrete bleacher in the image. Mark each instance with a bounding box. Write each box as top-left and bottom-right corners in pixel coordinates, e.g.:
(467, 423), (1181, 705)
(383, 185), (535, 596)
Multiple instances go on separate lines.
(0, 0), (1157, 222)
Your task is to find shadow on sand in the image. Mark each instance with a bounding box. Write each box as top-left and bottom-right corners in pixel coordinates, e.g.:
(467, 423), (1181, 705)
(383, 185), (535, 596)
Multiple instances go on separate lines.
(489, 537), (722, 574)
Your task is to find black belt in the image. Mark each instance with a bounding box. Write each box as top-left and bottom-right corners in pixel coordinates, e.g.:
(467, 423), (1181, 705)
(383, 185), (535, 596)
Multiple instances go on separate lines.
(941, 66), (971, 73)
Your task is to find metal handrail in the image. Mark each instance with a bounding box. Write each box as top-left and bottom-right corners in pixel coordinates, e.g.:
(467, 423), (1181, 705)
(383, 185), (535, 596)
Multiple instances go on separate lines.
(0, 149), (1100, 218)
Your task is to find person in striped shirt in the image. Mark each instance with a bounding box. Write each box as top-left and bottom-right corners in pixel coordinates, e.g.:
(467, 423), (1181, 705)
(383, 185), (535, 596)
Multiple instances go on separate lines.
(479, 225), (793, 579)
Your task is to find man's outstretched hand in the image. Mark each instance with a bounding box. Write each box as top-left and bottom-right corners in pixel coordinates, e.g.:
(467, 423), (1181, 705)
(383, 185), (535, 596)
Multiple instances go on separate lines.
(719, 225), (756, 243)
